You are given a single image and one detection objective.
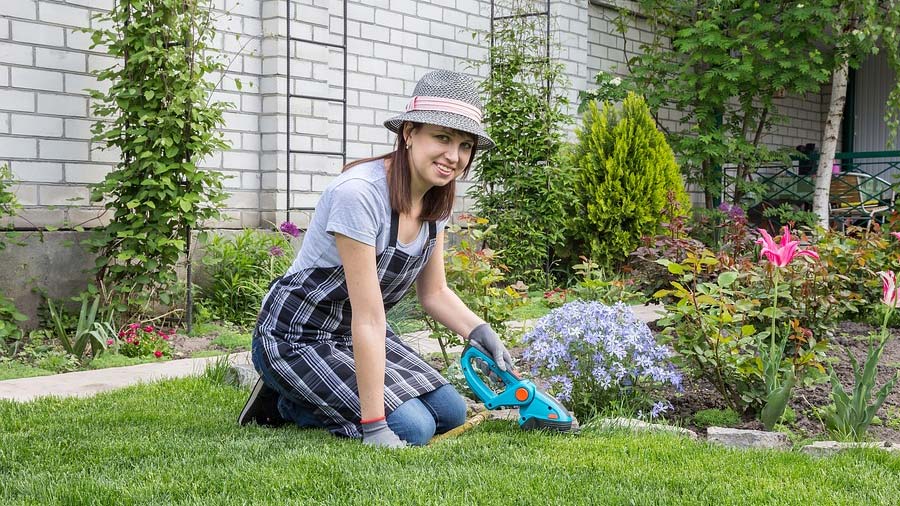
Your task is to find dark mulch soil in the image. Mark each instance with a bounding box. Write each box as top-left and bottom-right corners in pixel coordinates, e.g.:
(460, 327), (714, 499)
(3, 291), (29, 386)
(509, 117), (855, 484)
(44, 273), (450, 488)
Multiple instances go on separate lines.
(668, 321), (900, 443)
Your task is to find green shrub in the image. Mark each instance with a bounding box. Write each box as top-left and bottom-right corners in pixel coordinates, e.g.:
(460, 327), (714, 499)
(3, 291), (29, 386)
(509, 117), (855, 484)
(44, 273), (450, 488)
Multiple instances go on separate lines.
(692, 408), (741, 429)
(199, 226), (294, 327)
(425, 216), (525, 369)
(85, 0), (230, 313)
(571, 92), (691, 268)
(470, 0), (573, 283)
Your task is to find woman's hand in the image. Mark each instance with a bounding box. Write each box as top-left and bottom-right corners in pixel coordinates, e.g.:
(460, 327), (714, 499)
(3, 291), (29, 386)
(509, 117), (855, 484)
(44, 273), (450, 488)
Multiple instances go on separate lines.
(467, 323), (514, 372)
(362, 419), (406, 448)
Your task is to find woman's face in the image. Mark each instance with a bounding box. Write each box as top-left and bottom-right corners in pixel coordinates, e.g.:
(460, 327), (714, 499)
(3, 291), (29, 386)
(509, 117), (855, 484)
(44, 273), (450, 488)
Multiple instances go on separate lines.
(404, 123), (475, 191)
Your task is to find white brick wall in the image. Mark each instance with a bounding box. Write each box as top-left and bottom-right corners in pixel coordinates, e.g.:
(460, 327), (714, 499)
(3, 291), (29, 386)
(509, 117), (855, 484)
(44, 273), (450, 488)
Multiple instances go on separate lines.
(0, 0), (831, 230)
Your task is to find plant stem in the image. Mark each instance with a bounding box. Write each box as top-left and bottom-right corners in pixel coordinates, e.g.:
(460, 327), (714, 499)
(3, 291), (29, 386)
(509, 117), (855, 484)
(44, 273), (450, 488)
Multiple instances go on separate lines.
(769, 274), (780, 391)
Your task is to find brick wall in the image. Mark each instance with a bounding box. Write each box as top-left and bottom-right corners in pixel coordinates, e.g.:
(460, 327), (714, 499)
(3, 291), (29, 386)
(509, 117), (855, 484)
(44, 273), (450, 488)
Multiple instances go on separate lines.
(0, 0), (266, 230)
(0, 0), (829, 231)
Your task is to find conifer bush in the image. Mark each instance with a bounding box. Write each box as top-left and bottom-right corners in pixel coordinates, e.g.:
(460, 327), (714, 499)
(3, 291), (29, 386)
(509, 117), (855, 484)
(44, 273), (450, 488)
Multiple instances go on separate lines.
(571, 93), (690, 268)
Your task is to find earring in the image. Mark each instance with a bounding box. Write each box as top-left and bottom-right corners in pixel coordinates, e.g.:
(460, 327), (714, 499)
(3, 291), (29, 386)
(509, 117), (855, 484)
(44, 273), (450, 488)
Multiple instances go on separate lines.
(406, 143), (411, 149)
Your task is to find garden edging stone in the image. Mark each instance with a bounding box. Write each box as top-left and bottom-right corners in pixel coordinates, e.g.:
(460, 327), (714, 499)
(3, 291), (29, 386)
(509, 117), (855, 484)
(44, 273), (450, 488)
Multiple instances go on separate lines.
(225, 363), (258, 389)
(595, 417), (698, 439)
(800, 440), (899, 457)
(706, 427), (791, 449)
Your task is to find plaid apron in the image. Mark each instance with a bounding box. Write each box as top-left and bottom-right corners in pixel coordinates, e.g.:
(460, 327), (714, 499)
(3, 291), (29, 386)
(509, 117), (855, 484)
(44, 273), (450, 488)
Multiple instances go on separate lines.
(253, 211), (447, 438)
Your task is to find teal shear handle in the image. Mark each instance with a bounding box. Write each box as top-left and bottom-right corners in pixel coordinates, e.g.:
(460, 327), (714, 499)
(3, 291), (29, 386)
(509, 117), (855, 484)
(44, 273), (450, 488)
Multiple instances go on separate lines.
(461, 345), (532, 409)
(460, 345), (574, 432)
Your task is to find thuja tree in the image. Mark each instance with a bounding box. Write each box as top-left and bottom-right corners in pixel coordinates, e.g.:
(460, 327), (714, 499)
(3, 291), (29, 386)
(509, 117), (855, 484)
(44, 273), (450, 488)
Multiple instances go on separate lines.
(472, 0), (573, 283)
(616, 1), (833, 207)
(572, 93), (691, 268)
(86, 0), (229, 311)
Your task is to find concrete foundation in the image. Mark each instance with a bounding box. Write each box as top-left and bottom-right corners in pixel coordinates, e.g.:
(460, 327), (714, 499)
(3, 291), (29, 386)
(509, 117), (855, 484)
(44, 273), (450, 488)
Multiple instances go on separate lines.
(0, 229), (301, 331)
(0, 231), (95, 329)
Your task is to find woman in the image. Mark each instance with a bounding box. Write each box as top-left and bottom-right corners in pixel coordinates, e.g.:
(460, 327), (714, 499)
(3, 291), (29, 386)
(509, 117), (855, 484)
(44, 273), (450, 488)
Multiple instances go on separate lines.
(239, 70), (514, 448)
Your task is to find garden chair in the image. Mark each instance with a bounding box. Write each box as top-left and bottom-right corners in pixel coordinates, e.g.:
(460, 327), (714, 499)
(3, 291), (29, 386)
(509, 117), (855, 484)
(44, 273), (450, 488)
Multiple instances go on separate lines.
(829, 172), (895, 231)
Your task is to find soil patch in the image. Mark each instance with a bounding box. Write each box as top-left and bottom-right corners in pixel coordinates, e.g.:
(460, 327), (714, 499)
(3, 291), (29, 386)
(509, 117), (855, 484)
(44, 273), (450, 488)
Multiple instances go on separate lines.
(167, 330), (249, 359)
(666, 321), (900, 443)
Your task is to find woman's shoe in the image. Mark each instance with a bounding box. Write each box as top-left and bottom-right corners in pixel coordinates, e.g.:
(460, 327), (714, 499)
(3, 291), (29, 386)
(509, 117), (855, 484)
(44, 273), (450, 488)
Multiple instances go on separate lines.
(238, 378), (287, 427)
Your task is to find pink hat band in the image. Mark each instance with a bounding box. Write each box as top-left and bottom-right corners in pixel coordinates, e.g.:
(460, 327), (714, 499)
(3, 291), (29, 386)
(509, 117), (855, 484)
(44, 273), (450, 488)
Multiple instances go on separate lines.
(405, 95), (483, 124)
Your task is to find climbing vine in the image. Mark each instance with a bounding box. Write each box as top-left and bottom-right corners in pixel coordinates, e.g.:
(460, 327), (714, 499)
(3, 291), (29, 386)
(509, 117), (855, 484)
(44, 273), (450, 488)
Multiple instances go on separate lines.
(85, 0), (230, 312)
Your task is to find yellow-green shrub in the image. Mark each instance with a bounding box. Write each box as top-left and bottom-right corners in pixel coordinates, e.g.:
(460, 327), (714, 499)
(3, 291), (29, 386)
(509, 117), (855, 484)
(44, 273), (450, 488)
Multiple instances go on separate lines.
(571, 93), (691, 267)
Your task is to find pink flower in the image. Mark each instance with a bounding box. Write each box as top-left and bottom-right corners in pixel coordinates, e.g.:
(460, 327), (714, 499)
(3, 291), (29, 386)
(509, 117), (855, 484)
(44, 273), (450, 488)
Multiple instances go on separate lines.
(143, 325), (154, 332)
(129, 323), (140, 329)
(126, 337), (133, 344)
(892, 232), (900, 241)
(162, 335), (169, 341)
(106, 339), (114, 345)
(879, 271), (900, 308)
(756, 226), (820, 267)
(154, 350), (163, 358)
(269, 245), (284, 257)
(117, 331), (125, 338)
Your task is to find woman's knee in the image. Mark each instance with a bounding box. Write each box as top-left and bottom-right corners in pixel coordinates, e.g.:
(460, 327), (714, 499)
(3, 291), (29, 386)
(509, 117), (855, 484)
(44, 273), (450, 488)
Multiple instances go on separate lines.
(422, 385), (467, 433)
(387, 399), (436, 446)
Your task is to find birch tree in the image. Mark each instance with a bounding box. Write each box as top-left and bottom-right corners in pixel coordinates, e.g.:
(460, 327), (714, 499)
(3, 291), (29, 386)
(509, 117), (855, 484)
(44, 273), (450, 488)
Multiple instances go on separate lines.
(812, 0), (900, 227)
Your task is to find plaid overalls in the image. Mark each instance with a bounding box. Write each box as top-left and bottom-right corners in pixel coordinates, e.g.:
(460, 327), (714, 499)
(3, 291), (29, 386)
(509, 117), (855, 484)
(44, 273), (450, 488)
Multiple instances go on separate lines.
(253, 211), (447, 438)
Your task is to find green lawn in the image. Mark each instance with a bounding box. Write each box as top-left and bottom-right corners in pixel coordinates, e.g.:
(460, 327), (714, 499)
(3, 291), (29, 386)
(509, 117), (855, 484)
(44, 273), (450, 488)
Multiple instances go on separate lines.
(1, 377), (899, 505)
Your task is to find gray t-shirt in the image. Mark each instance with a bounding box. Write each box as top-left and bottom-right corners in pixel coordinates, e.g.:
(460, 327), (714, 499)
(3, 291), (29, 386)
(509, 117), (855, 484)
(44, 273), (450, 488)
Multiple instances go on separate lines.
(286, 158), (448, 275)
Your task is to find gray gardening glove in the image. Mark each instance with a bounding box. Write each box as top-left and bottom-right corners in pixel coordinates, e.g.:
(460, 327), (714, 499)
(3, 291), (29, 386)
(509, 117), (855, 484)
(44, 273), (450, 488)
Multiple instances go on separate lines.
(361, 419), (406, 449)
(468, 323), (514, 372)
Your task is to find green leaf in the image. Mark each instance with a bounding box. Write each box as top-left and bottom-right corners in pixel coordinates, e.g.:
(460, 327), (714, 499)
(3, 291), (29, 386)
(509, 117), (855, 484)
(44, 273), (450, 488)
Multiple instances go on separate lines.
(717, 271), (738, 287)
(667, 262), (685, 275)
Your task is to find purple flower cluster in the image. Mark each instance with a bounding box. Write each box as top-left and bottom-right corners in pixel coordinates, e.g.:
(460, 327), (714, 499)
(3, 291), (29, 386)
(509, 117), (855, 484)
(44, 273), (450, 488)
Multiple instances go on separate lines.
(717, 202), (746, 221)
(279, 221), (300, 238)
(522, 300), (682, 419)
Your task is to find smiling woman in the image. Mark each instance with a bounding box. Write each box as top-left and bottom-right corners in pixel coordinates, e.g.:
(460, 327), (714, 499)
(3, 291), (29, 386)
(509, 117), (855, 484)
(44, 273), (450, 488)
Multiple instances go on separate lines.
(240, 70), (516, 449)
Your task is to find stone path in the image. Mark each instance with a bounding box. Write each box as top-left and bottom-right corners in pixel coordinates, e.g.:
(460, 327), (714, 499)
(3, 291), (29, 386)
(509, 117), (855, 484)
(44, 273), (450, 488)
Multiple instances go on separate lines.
(0, 303), (666, 402)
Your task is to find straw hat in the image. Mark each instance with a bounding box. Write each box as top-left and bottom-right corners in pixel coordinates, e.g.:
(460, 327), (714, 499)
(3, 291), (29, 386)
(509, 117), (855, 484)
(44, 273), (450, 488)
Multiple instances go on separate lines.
(384, 70), (494, 149)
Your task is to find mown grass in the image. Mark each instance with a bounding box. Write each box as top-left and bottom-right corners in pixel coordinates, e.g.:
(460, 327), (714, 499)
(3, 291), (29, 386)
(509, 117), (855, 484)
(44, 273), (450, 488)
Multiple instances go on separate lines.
(0, 362), (54, 381)
(1, 377), (898, 505)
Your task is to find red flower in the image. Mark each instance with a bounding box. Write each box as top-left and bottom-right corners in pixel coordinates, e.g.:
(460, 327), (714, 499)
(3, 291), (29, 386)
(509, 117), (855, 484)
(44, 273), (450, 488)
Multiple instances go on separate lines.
(106, 339), (114, 345)
(143, 325), (154, 332)
(117, 330), (125, 338)
(154, 350), (162, 358)
(162, 335), (170, 341)
(126, 337), (133, 344)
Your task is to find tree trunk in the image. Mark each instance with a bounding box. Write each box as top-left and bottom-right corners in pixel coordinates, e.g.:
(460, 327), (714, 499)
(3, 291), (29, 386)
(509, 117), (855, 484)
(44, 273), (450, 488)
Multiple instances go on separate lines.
(813, 60), (849, 229)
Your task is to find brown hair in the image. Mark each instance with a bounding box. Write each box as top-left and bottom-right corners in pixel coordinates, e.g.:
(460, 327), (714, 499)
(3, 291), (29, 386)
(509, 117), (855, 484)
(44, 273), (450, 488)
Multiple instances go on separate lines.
(342, 122), (477, 221)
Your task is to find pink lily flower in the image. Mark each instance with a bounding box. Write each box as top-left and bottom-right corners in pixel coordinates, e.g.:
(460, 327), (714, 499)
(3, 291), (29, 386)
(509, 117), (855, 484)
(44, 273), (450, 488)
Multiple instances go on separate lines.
(756, 226), (820, 267)
(879, 271), (900, 308)
(892, 232), (900, 241)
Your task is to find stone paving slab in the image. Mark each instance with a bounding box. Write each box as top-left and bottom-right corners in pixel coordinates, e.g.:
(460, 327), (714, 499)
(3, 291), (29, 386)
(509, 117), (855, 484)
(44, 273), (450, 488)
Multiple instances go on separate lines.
(0, 352), (251, 402)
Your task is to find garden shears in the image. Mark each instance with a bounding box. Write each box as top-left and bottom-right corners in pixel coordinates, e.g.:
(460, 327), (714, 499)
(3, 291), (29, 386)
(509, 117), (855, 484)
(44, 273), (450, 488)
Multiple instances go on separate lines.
(460, 345), (574, 432)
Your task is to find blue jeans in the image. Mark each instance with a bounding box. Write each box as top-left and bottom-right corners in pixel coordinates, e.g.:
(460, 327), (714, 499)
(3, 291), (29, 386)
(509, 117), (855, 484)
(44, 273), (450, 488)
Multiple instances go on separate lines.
(252, 338), (467, 446)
